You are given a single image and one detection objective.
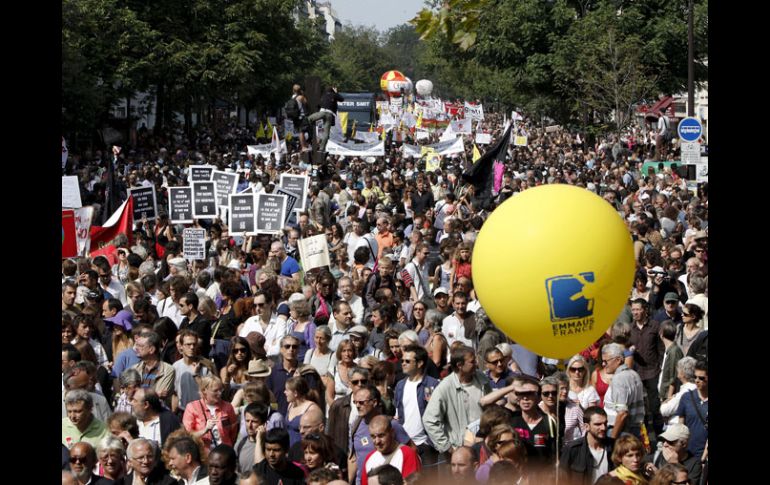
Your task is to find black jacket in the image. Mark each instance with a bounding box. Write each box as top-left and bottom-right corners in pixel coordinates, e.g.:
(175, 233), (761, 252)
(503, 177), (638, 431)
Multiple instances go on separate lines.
(159, 409), (182, 445)
(559, 436), (616, 485)
(88, 474), (115, 485)
(117, 470), (179, 485)
(319, 90), (344, 114)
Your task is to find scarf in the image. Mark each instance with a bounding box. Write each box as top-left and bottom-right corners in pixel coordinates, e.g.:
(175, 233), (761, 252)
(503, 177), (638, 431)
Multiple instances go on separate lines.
(612, 465), (648, 485)
(315, 293), (330, 320)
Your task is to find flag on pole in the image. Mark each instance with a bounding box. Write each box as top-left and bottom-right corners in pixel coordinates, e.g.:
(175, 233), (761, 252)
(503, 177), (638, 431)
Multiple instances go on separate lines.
(256, 122), (265, 140)
(472, 144), (482, 163)
(462, 123), (513, 210)
(265, 119), (273, 137)
(90, 196), (134, 258)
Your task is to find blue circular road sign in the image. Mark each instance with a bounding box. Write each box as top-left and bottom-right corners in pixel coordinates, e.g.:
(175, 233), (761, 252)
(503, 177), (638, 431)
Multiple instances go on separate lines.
(677, 117), (703, 142)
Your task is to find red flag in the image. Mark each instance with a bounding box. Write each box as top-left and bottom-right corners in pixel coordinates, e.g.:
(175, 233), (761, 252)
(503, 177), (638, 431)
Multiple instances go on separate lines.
(90, 196), (134, 257)
(62, 210), (78, 258)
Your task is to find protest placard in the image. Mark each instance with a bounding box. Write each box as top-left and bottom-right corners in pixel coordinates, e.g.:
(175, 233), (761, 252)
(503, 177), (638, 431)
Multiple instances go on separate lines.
(129, 186), (158, 221)
(62, 176), (82, 209)
(188, 165), (214, 183)
(229, 193), (256, 236)
(192, 181), (218, 219)
(212, 170), (239, 208)
(255, 193), (287, 234)
(183, 228), (206, 261)
(279, 174), (309, 212)
(298, 234), (331, 272)
(168, 187), (194, 224)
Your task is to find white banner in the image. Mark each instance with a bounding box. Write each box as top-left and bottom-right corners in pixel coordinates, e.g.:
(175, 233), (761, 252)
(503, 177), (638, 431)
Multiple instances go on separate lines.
(74, 206), (94, 256)
(247, 141), (287, 158)
(475, 133), (492, 145)
(414, 129), (431, 141)
(326, 139), (385, 157)
(450, 118), (472, 135)
(440, 123), (457, 142)
(464, 103), (485, 121)
(62, 176), (82, 209)
(402, 137), (465, 158)
(353, 131), (381, 143)
(298, 234), (331, 272)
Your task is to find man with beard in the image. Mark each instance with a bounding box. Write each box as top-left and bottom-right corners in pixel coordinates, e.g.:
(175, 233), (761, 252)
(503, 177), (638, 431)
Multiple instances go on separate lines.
(68, 442), (114, 485)
(560, 406), (616, 484)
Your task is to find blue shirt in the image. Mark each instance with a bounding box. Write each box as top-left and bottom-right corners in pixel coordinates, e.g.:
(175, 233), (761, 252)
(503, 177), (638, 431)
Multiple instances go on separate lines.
(111, 348), (140, 378)
(485, 368), (513, 389)
(266, 360), (297, 416)
(280, 256), (301, 277)
(676, 390), (708, 458)
(350, 418), (411, 485)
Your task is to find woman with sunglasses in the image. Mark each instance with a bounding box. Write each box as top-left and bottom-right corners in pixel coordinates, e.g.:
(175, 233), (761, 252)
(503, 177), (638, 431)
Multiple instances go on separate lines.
(538, 375), (561, 422)
(324, 339), (358, 404)
(220, 336), (253, 395)
(567, 354), (601, 409)
(284, 376), (323, 447)
(674, 304), (704, 355)
(475, 424), (519, 483)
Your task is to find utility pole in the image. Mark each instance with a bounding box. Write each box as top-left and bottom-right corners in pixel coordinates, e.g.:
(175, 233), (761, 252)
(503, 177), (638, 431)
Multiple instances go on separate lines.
(688, 0), (695, 117)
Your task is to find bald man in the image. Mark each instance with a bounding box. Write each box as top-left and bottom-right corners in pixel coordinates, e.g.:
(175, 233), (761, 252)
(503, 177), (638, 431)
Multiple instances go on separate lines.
(361, 416), (421, 485)
(450, 446), (479, 482)
(68, 442), (113, 485)
(288, 406), (347, 473)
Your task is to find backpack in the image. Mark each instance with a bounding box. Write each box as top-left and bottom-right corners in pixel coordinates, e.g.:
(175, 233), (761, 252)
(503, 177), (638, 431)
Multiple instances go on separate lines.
(284, 98), (300, 119)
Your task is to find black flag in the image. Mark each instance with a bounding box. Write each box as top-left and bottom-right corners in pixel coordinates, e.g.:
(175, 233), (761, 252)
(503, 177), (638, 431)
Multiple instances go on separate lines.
(462, 122), (513, 210)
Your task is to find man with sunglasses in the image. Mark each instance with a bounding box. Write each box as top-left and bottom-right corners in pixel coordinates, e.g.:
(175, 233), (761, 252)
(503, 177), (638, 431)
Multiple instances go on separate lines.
(328, 367), (371, 456)
(644, 423), (702, 484)
(602, 343), (645, 441)
(675, 360), (708, 465)
(394, 345), (440, 470)
(239, 290), (285, 357)
(348, 386), (413, 485)
(483, 347), (513, 390)
(266, 335), (301, 415)
(508, 375), (557, 465)
(68, 441), (113, 485)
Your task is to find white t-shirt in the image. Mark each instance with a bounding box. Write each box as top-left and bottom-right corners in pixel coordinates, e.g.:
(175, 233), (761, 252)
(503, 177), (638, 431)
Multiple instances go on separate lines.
(138, 416), (162, 445)
(589, 445), (609, 484)
(568, 386), (601, 409)
(402, 379), (428, 445)
(239, 314), (286, 356)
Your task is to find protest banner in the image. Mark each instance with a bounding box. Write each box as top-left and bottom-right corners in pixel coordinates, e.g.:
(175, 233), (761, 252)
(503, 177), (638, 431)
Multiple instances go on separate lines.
(450, 118), (472, 134)
(192, 181), (218, 219)
(422, 147), (441, 172)
(228, 193), (256, 236)
(74, 206), (94, 256)
(325, 139), (386, 157)
(188, 165), (214, 183)
(168, 187), (194, 224)
(275, 188), (299, 224)
(475, 133), (492, 145)
(255, 193), (287, 234)
(128, 186), (158, 221)
(514, 136), (528, 146)
(279, 174), (309, 212)
(211, 170), (239, 208)
(62, 210), (78, 258)
(62, 176), (82, 209)
(402, 137), (465, 158)
(182, 228), (206, 261)
(297, 234), (331, 272)
(464, 102), (485, 121)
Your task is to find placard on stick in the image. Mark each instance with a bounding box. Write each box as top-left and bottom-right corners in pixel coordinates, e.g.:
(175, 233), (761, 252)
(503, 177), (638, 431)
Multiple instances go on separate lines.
(279, 174), (309, 212)
(168, 187), (194, 224)
(212, 170), (239, 208)
(229, 193), (256, 236)
(188, 165), (214, 183)
(129, 186), (158, 221)
(192, 181), (218, 219)
(255, 193), (288, 235)
(183, 228), (206, 261)
(275, 188), (299, 224)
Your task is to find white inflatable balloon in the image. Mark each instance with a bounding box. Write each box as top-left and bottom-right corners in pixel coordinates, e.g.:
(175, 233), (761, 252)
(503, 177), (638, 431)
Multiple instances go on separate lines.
(416, 79), (433, 96)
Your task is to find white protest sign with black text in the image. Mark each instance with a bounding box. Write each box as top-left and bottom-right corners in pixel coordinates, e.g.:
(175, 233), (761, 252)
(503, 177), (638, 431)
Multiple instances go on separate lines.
(62, 176), (82, 209)
(129, 186), (158, 221)
(279, 174), (309, 212)
(188, 165), (215, 183)
(192, 181), (218, 219)
(211, 170), (239, 208)
(255, 193), (287, 234)
(229, 193), (257, 236)
(168, 187), (194, 224)
(183, 228), (206, 261)
(298, 234), (331, 272)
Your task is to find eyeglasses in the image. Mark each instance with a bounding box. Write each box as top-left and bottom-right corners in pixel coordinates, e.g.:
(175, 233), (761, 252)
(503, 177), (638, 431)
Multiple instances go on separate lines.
(70, 456), (88, 464)
(401, 359), (413, 364)
(487, 359), (505, 366)
(233, 347), (247, 354)
(569, 367), (585, 373)
(601, 357), (619, 366)
(283, 344), (299, 349)
(541, 391), (557, 397)
(682, 312), (691, 317)
(350, 379), (368, 385)
(353, 398), (374, 406)
(514, 391), (537, 399)
(694, 375), (707, 381)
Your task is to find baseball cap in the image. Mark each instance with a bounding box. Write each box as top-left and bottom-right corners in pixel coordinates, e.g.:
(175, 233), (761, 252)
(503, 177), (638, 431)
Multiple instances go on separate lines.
(659, 423), (690, 442)
(664, 292), (680, 303)
(433, 287), (449, 297)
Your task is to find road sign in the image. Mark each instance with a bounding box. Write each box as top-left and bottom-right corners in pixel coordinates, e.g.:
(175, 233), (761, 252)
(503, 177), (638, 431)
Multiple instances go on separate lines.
(681, 141), (701, 165)
(677, 117), (703, 142)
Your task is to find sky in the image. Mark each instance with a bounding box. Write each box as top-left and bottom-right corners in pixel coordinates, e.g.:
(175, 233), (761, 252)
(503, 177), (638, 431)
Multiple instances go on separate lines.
(329, 0), (427, 32)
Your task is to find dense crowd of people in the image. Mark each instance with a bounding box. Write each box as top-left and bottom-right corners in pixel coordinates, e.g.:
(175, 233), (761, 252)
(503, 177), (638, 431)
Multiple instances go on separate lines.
(62, 93), (709, 485)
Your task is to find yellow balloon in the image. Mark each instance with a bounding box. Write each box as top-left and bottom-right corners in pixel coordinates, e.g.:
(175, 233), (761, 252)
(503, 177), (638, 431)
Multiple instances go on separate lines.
(473, 184), (635, 359)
